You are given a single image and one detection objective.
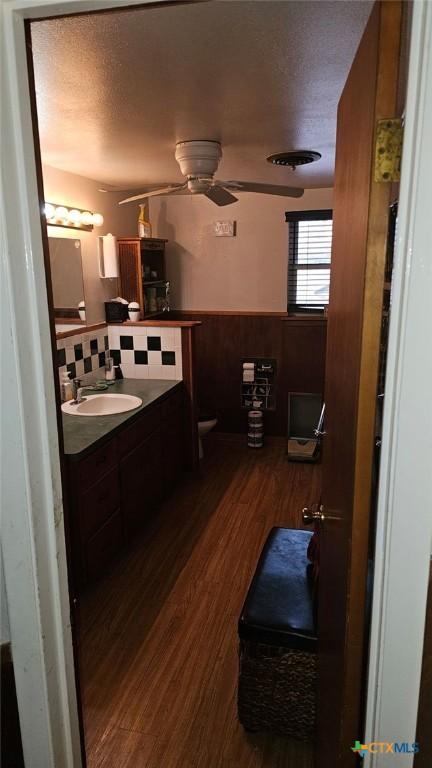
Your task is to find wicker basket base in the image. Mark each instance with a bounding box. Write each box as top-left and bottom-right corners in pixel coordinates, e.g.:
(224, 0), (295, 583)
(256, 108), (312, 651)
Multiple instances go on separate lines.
(238, 641), (317, 741)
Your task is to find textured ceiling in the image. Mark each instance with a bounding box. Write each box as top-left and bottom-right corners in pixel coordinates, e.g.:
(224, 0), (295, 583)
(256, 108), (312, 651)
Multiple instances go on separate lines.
(31, 0), (372, 189)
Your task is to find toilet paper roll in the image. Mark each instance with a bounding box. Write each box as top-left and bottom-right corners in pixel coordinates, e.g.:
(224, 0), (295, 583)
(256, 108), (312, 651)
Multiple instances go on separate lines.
(249, 410), (263, 422)
(243, 371), (255, 383)
(98, 234), (119, 278)
(243, 362), (255, 370)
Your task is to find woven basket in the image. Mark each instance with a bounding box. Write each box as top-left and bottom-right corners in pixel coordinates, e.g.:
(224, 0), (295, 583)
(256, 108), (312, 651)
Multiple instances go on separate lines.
(238, 640), (317, 740)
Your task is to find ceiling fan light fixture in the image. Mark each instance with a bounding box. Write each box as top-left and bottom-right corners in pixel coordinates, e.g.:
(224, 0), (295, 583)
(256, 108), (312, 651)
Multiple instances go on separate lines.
(175, 140), (222, 178)
(266, 150), (321, 170)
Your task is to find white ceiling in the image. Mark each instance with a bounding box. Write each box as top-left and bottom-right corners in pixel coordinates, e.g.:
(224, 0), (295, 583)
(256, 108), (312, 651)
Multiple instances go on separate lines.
(31, 0), (372, 189)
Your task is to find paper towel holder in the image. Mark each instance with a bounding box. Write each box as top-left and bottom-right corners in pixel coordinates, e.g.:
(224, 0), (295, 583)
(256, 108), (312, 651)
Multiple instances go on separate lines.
(98, 233), (119, 278)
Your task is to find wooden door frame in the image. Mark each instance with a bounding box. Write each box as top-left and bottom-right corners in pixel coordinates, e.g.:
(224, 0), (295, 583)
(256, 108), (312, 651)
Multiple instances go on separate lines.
(342, 1), (403, 752)
(1, 2), (196, 767)
(1, 1), (431, 766)
(364, 2), (432, 763)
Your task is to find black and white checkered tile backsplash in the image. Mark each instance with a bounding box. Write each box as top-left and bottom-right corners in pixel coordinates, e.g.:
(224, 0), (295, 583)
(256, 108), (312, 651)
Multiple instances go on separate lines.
(107, 326), (182, 379)
(56, 327), (182, 384)
(57, 333), (109, 382)
(110, 335), (176, 366)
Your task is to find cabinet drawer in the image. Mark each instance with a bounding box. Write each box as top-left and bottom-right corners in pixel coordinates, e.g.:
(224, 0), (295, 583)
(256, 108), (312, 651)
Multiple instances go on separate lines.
(80, 466), (120, 539)
(119, 404), (161, 457)
(86, 511), (122, 582)
(77, 439), (117, 491)
(161, 388), (183, 421)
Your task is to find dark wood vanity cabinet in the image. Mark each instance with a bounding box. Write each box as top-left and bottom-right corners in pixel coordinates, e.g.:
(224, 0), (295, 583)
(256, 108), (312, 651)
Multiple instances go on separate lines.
(66, 386), (184, 591)
(121, 428), (163, 538)
(162, 402), (183, 493)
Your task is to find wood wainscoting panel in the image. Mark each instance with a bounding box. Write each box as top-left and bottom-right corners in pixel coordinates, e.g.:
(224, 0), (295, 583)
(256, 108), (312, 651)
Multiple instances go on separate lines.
(171, 312), (327, 436)
(181, 326), (199, 470)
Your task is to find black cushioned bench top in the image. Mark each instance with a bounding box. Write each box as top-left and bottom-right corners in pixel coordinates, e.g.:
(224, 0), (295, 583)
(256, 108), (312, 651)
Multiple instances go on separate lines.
(238, 528), (317, 652)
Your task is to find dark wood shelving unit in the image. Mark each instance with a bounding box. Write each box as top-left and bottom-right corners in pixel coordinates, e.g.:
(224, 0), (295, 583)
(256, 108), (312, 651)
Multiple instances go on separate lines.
(118, 237), (169, 319)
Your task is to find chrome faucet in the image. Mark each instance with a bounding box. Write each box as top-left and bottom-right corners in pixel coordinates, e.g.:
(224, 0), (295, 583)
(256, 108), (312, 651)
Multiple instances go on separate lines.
(71, 378), (95, 405)
(71, 378), (85, 404)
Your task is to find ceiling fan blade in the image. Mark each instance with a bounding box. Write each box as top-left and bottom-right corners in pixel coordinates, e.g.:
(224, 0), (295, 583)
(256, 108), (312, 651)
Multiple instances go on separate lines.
(204, 185), (238, 206)
(119, 183), (187, 205)
(99, 184), (146, 193)
(217, 181), (304, 198)
(100, 182), (186, 193)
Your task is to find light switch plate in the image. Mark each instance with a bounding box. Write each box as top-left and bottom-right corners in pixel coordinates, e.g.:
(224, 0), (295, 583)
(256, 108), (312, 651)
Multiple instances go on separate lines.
(213, 220), (236, 237)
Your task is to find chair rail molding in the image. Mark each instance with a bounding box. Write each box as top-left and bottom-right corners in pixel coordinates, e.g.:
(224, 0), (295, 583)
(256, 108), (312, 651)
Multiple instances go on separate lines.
(364, 3), (432, 767)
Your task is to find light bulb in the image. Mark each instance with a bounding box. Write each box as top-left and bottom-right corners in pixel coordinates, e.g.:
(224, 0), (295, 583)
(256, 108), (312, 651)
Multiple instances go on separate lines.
(44, 203), (55, 220)
(92, 212), (104, 227)
(55, 206), (68, 222)
(80, 211), (93, 227)
(68, 209), (81, 225)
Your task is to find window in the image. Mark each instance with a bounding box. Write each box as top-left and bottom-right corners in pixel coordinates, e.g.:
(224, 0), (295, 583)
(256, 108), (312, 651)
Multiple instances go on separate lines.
(286, 209), (333, 313)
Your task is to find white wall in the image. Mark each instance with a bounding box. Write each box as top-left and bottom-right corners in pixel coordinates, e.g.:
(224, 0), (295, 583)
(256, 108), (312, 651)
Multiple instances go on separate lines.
(42, 165), (137, 324)
(1, 551), (10, 644)
(150, 188), (333, 311)
(42, 169), (333, 315)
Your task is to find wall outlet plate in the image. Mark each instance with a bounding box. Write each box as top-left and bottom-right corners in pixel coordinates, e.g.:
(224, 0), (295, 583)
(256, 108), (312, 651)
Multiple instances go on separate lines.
(213, 220), (236, 237)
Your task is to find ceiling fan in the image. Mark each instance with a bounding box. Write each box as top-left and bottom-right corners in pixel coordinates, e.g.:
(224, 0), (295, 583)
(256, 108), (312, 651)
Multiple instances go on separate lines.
(119, 140), (304, 207)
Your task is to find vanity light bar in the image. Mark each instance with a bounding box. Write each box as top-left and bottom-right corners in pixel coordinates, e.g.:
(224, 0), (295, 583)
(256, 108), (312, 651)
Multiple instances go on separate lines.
(43, 202), (104, 232)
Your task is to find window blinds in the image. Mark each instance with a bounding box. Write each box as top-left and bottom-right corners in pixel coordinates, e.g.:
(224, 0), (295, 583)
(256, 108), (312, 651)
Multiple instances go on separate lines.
(286, 209), (333, 313)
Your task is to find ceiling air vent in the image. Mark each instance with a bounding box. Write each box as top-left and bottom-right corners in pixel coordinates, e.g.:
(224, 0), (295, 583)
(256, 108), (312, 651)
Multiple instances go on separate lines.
(267, 150), (321, 170)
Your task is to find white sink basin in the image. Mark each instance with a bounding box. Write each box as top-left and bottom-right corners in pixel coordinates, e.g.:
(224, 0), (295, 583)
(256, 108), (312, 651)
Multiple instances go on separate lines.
(61, 393), (142, 417)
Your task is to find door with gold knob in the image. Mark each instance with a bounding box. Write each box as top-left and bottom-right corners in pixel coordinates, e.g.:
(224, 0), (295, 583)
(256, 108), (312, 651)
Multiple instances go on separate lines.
(315, 2), (404, 766)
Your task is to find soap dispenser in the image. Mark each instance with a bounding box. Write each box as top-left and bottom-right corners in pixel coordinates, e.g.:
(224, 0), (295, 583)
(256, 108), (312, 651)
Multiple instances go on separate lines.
(105, 355), (115, 381)
(61, 371), (73, 402)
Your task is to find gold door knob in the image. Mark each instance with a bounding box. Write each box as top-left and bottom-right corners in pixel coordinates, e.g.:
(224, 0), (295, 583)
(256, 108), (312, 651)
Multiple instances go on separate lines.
(302, 505), (325, 525)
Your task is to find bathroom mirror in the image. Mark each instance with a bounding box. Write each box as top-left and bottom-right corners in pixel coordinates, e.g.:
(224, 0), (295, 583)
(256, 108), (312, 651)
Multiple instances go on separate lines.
(49, 236), (86, 333)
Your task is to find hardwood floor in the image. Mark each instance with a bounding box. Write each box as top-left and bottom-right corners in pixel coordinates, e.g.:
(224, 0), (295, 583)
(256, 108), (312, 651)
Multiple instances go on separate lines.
(79, 436), (321, 768)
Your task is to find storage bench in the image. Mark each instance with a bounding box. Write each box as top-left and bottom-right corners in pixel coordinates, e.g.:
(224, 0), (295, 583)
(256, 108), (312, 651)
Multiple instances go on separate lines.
(238, 527), (317, 740)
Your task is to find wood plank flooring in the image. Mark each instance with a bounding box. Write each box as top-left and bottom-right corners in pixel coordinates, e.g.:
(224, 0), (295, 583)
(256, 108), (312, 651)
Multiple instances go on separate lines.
(79, 436), (321, 768)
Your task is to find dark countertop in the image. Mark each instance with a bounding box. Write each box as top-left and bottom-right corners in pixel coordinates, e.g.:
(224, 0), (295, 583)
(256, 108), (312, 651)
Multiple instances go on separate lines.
(62, 379), (182, 459)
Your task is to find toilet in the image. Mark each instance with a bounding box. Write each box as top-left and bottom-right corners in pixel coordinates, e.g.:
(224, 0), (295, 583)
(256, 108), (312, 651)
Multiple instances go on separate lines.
(198, 410), (218, 459)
